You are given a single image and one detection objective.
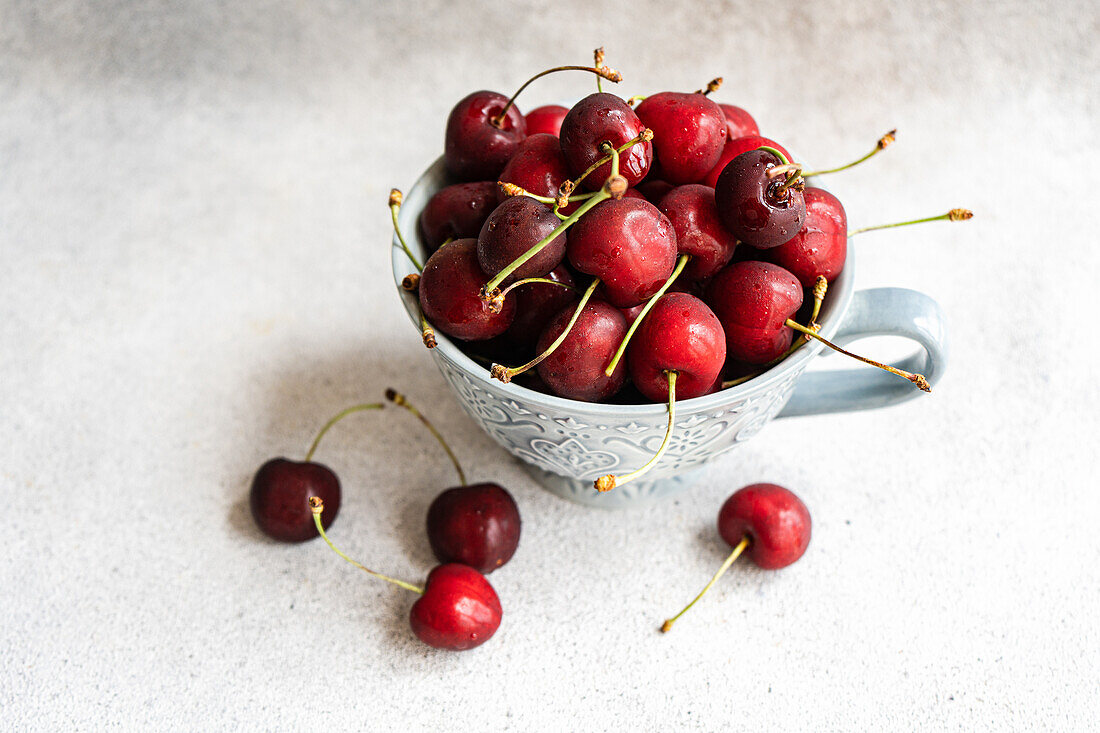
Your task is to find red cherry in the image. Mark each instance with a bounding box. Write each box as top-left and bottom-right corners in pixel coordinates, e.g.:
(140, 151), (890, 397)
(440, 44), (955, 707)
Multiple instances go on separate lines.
(419, 239), (516, 341)
(444, 91), (527, 181)
(703, 134), (791, 188)
(566, 197), (677, 308)
(496, 133), (574, 212)
(503, 265), (577, 349)
(559, 93), (653, 190)
(657, 184), (739, 282)
(705, 261), (802, 364)
(419, 181), (498, 252)
(250, 458), (340, 543)
(635, 92), (727, 184)
(536, 298), (628, 402)
(477, 196), (566, 286)
(717, 103), (759, 140)
(426, 483), (521, 574)
(627, 293), (726, 402)
(524, 104), (569, 136)
(766, 187), (847, 286)
(719, 483), (811, 569)
(714, 148), (807, 250)
(409, 563), (503, 651)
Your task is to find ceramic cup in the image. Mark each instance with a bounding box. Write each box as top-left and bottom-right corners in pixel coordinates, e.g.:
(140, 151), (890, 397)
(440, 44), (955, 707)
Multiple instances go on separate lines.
(392, 157), (947, 507)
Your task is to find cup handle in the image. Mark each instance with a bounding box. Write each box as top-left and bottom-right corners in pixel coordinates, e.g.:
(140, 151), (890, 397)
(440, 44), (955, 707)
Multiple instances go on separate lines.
(777, 287), (948, 418)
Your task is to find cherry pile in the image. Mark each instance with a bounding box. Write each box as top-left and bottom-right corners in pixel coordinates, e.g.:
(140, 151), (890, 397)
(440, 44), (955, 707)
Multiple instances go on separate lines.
(249, 390), (521, 651)
(393, 52), (971, 494)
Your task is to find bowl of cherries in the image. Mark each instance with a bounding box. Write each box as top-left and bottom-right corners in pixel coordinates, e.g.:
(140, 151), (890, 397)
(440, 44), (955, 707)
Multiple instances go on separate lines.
(391, 56), (966, 508)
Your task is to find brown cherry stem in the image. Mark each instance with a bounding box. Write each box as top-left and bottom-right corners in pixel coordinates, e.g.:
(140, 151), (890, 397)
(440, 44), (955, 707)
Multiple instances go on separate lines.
(384, 388), (466, 486)
(603, 254), (690, 377)
(847, 208), (973, 237)
(595, 371), (677, 492)
(694, 77), (723, 95)
(419, 311), (437, 349)
(310, 498), (424, 595)
(785, 319), (930, 391)
(491, 65), (622, 128)
(304, 403), (384, 463)
(389, 188), (423, 272)
(802, 129), (896, 177)
(594, 47), (605, 92)
(660, 536), (749, 633)
(498, 181), (598, 206)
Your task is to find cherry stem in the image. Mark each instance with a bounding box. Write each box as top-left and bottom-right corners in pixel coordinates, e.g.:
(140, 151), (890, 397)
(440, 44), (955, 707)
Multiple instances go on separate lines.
(594, 47), (605, 92)
(491, 279), (600, 384)
(847, 209), (973, 237)
(756, 145), (792, 166)
(785, 319), (931, 391)
(310, 498), (424, 595)
(419, 310), (437, 349)
(809, 275), (828, 327)
(694, 77), (723, 95)
(595, 371), (677, 492)
(565, 129), (653, 194)
(497, 277), (579, 302)
(603, 254), (690, 377)
(304, 403), (384, 463)
(498, 181), (598, 206)
(802, 129), (897, 177)
(491, 65), (622, 128)
(384, 388), (466, 486)
(626, 95), (647, 106)
(660, 536), (749, 633)
(389, 189), (423, 272)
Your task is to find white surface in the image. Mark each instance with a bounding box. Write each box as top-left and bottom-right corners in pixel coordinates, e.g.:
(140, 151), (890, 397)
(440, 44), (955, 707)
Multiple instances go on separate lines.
(2, 1), (1098, 730)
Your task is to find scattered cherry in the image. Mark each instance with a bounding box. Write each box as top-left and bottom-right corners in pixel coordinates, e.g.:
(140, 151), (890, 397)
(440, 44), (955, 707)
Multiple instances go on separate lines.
(419, 181), (499, 252)
(250, 458), (341, 543)
(426, 484), (521, 574)
(409, 563), (503, 650)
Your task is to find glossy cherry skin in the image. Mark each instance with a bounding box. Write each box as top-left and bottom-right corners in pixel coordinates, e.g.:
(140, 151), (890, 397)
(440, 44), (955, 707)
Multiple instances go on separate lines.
(477, 196), (566, 285)
(249, 458), (340, 543)
(559, 93), (653, 190)
(496, 133), (577, 214)
(715, 149), (806, 250)
(426, 483), (521, 574)
(524, 104), (569, 137)
(635, 92), (727, 184)
(766, 187), (847, 286)
(504, 265), (577, 349)
(536, 298), (628, 402)
(409, 563), (502, 651)
(718, 483), (811, 570)
(703, 134), (791, 188)
(658, 184), (739, 282)
(705, 261), (803, 364)
(419, 181), (498, 252)
(567, 197), (677, 308)
(419, 239), (515, 341)
(718, 103), (759, 140)
(627, 293), (726, 402)
(444, 91), (527, 181)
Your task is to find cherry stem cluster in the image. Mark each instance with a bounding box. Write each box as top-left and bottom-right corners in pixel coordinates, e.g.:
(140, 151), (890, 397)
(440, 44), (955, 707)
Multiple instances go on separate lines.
(310, 498), (424, 595)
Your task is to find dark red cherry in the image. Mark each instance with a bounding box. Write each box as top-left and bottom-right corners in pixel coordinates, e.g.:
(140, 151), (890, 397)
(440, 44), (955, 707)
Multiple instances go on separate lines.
(250, 458), (339, 543)
(567, 197), (677, 308)
(658, 184), (739, 282)
(496, 133), (576, 213)
(504, 265), (577, 349)
(717, 103), (759, 140)
(536, 298), (628, 402)
(409, 563), (502, 651)
(524, 104), (569, 136)
(718, 483), (811, 569)
(705, 261), (803, 364)
(426, 483), (521, 574)
(766, 187), (847, 286)
(419, 238), (515, 341)
(559, 93), (653, 190)
(419, 181), (498, 252)
(444, 91), (527, 181)
(635, 92), (727, 184)
(703, 134), (791, 188)
(715, 148), (806, 249)
(636, 178), (675, 204)
(627, 293), (726, 402)
(477, 196), (566, 285)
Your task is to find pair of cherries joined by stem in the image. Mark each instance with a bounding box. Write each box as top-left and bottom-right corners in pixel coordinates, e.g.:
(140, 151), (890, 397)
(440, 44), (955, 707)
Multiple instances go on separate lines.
(249, 390), (520, 650)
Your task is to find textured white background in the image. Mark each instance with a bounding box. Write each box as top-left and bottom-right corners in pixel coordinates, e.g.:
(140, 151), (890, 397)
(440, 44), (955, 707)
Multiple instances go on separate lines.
(2, 1), (1098, 730)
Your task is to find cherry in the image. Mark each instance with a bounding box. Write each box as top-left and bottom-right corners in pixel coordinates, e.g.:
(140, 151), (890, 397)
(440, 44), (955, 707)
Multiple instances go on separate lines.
(496, 133), (575, 211)
(444, 91), (527, 181)
(477, 196), (566, 285)
(524, 104), (569, 136)
(419, 238), (516, 341)
(702, 134), (791, 188)
(409, 563), (503, 651)
(658, 184), (739, 282)
(560, 93), (653, 190)
(567, 197), (677, 308)
(250, 458), (340, 543)
(419, 181), (499, 252)
(717, 103), (759, 140)
(535, 297), (628, 402)
(635, 91), (727, 184)
(626, 293), (726, 402)
(635, 178), (674, 204)
(705, 261), (803, 364)
(766, 187), (847, 286)
(503, 265), (577, 349)
(714, 147), (806, 250)
(426, 484), (521, 574)
(660, 483), (810, 632)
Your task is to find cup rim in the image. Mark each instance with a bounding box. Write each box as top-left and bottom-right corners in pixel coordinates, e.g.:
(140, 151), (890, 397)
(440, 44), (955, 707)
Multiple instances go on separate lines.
(391, 155), (853, 417)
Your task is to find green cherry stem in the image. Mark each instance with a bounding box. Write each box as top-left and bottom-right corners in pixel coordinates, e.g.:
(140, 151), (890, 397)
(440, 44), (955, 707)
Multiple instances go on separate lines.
(491, 65), (622, 128)
(785, 319), (930, 391)
(802, 130), (896, 177)
(384, 388), (466, 486)
(498, 182), (598, 206)
(310, 498), (424, 595)
(563, 128), (653, 196)
(304, 403), (384, 463)
(594, 47), (605, 92)
(419, 311), (437, 349)
(603, 254), (690, 377)
(848, 208), (973, 237)
(496, 277), (579, 302)
(595, 371), (677, 492)
(389, 189), (423, 272)
(660, 536), (750, 633)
